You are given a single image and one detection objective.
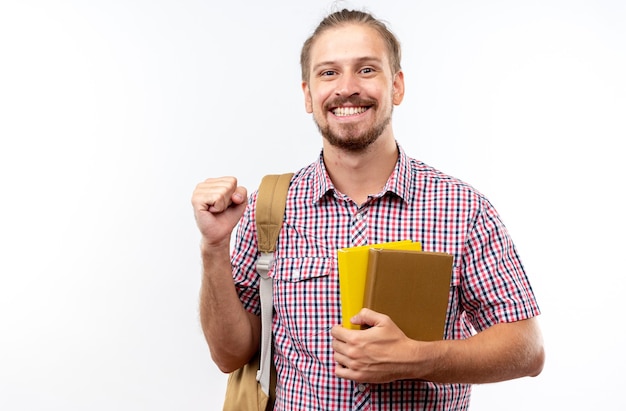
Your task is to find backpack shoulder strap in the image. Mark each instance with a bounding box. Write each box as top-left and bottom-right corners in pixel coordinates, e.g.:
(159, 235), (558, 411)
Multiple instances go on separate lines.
(255, 173), (294, 253)
(254, 172), (293, 398)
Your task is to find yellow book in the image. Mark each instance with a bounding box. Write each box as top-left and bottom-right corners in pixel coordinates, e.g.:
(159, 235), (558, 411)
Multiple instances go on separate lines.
(337, 240), (422, 329)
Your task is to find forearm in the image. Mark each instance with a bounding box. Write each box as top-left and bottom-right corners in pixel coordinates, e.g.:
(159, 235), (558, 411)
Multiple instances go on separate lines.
(199, 242), (260, 373)
(408, 318), (544, 384)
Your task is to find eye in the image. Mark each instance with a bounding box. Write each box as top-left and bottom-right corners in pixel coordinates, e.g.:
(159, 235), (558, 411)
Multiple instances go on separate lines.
(360, 67), (375, 75)
(320, 70), (336, 77)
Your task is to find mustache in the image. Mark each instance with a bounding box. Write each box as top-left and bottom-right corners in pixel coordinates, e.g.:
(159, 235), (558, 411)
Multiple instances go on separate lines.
(324, 96), (377, 111)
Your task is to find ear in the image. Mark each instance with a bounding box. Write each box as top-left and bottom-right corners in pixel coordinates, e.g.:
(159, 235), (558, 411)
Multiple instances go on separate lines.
(392, 71), (405, 105)
(302, 81), (313, 113)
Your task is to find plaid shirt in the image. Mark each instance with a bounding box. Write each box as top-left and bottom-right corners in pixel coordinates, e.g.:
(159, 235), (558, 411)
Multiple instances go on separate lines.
(231, 145), (540, 410)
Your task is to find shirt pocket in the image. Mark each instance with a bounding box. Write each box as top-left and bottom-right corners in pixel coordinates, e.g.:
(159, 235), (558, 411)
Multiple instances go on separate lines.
(271, 256), (339, 343)
(270, 256), (334, 282)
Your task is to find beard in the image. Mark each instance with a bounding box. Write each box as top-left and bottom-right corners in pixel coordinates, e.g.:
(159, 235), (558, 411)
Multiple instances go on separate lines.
(313, 96), (393, 153)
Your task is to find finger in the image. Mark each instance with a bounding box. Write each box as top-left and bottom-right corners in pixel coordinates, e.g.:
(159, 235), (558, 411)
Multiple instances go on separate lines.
(334, 352), (349, 371)
(330, 324), (351, 344)
(191, 177), (241, 213)
(191, 187), (229, 214)
(231, 186), (248, 205)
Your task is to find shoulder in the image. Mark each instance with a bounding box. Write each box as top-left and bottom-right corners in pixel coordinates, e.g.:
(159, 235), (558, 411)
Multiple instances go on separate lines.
(407, 156), (487, 200)
(285, 155), (330, 204)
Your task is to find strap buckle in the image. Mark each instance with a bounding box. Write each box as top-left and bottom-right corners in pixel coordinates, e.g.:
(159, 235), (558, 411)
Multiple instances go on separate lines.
(256, 252), (274, 279)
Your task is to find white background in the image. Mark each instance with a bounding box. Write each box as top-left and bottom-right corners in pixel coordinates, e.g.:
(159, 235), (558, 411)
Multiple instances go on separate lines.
(1, 0), (624, 409)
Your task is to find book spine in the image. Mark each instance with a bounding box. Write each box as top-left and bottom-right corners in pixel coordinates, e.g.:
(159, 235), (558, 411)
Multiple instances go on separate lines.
(362, 248), (380, 310)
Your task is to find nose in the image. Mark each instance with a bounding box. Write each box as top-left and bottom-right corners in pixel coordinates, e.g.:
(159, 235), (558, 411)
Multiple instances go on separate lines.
(335, 72), (360, 96)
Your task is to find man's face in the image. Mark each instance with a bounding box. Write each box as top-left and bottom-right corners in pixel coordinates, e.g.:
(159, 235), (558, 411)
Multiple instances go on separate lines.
(302, 23), (404, 152)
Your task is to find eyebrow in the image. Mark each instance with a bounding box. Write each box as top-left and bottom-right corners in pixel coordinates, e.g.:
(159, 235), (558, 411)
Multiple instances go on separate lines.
(312, 56), (385, 73)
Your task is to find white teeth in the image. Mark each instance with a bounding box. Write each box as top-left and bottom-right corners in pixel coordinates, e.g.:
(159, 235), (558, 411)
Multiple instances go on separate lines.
(332, 106), (367, 117)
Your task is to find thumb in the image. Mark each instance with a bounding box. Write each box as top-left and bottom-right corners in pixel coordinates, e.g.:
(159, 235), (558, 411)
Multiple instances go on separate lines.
(231, 186), (248, 205)
(350, 308), (384, 328)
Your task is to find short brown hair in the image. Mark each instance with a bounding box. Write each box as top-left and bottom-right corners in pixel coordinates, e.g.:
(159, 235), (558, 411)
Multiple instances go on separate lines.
(300, 9), (402, 82)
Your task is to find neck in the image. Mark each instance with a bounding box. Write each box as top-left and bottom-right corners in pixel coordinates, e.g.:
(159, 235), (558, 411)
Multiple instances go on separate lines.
(323, 133), (398, 205)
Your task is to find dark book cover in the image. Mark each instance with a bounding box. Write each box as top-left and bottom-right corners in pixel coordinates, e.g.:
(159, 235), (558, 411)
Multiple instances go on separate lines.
(363, 248), (454, 341)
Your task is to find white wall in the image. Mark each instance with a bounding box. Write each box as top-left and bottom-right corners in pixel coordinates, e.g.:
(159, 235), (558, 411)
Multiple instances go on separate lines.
(1, 0), (624, 409)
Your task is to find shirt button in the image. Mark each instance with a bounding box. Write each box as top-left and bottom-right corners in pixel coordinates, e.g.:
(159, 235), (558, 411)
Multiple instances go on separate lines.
(357, 384), (366, 392)
(356, 213), (364, 221)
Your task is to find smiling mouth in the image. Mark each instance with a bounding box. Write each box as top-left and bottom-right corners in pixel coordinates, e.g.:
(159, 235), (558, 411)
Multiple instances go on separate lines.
(331, 106), (369, 117)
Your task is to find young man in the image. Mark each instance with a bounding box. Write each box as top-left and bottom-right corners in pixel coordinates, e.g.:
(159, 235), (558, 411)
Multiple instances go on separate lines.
(192, 9), (544, 410)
